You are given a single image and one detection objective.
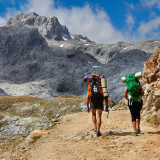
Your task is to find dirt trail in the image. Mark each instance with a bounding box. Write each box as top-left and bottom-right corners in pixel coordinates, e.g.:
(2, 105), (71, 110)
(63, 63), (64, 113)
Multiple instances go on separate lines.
(1, 110), (160, 160)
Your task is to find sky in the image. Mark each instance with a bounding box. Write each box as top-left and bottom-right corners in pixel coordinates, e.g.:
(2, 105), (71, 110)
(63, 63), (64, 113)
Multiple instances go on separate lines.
(0, 0), (160, 44)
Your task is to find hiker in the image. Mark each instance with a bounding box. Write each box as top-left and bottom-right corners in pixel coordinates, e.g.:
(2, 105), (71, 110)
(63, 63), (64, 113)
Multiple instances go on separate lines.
(124, 77), (144, 136)
(84, 74), (109, 137)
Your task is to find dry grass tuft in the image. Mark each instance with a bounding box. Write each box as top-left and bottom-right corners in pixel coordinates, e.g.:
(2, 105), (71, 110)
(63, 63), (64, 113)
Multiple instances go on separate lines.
(147, 115), (160, 126)
(0, 96), (46, 111)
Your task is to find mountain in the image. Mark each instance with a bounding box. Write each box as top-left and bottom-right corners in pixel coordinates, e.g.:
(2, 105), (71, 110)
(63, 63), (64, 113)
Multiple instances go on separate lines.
(7, 12), (91, 42)
(0, 12), (160, 101)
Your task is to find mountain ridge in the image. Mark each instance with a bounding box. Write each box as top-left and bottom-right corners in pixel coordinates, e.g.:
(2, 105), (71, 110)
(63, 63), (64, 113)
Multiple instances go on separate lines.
(0, 12), (160, 101)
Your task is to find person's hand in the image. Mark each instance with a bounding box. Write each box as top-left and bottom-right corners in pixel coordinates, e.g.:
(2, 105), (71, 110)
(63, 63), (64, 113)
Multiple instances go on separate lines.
(87, 107), (90, 113)
(105, 106), (109, 112)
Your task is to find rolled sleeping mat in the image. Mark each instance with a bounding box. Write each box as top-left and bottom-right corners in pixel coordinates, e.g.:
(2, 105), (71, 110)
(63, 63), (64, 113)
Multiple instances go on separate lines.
(122, 77), (126, 83)
(122, 72), (142, 83)
(102, 88), (109, 97)
(101, 78), (109, 97)
(135, 72), (142, 79)
(101, 78), (107, 88)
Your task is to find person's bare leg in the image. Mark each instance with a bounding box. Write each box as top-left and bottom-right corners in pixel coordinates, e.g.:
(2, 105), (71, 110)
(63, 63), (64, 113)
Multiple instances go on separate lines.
(132, 121), (136, 132)
(136, 119), (141, 133)
(92, 109), (97, 128)
(136, 119), (140, 129)
(97, 109), (102, 132)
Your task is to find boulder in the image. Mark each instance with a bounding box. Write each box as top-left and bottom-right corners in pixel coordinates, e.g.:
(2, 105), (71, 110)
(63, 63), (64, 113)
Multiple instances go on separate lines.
(27, 129), (48, 142)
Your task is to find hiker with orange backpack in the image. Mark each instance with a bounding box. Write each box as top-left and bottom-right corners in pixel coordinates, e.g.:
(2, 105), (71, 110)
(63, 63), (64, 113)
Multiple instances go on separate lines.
(123, 73), (144, 136)
(84, 74), (109, 137)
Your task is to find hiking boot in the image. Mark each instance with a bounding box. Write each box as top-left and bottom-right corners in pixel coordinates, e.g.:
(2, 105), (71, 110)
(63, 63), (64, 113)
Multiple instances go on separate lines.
(96, 131), (102, 137)
(132, 132), (137, 136)
(136, 128), (141, 133)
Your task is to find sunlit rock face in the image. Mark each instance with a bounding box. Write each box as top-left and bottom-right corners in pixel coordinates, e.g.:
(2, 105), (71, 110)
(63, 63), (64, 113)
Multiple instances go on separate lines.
(142, 47), (160, 119)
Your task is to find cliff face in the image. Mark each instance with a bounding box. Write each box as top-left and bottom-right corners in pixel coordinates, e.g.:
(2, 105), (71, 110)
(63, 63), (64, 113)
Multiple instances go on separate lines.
(142, 47), (160, 122)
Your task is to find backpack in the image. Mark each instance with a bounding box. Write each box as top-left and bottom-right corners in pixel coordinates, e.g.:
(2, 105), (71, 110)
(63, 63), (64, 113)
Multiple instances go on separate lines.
(125, 74), (141, 102)
(87, 74), (103, 101)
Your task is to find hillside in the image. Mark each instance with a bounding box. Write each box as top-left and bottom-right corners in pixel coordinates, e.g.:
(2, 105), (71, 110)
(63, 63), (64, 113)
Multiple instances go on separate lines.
(0, 12), (160, 101)
(1, 110), (160, 160)
(0, 95), (116, 153)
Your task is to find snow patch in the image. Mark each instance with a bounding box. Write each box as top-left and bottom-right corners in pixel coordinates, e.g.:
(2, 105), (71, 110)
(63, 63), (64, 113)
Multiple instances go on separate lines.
(70, 35), (74, 39)
(92, 66), (99, 68)
(123, 46), (132, 50)
(123, 47), (129, 50)
(80, 39), (87, 42)
(85, 44), (90, 46)
(60, 44), (64, 48)
(62, 36), (68, 41)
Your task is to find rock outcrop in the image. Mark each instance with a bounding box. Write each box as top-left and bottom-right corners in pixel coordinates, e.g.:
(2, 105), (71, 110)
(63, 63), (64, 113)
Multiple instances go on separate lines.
(26, 129), (48, 142)
(113, 98), (128, 110)
(0, 88), (8, 96)
(142, 47), (160, 123)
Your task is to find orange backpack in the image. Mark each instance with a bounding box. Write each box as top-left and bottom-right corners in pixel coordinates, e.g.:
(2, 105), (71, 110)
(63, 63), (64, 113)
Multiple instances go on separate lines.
(87, 74), (103, 100)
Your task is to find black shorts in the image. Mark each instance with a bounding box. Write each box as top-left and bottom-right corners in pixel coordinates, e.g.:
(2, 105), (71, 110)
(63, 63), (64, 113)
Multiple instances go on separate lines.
(90, 98), (104, 110)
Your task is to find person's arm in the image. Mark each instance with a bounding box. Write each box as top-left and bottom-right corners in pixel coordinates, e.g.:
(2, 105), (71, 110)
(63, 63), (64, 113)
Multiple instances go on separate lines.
(86, 92), (90, 113)
(104, 97), (109, 112)
(139, 85), (144, 96)
(124, 87), (128, 100)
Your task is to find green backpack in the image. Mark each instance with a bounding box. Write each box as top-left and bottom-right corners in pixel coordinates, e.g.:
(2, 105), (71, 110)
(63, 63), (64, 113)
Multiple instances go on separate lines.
(126, 74), (141, 102)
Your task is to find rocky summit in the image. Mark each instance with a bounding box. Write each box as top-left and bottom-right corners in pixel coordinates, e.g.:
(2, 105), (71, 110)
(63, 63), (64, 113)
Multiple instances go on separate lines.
(0, 12), (160, 101)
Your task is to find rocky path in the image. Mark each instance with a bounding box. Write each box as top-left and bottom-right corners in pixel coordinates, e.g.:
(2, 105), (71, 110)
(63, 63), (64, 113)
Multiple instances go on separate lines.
(1, 110), (160, 160)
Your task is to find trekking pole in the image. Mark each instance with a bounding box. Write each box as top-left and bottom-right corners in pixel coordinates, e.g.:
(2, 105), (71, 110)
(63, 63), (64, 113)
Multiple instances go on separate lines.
(106, 107), (110, 119)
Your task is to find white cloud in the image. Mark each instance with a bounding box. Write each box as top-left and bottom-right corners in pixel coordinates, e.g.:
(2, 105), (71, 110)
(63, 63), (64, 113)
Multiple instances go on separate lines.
(125, 14), (135, 31)
(0, 0), (126, 44)
(19, 0), (125, 44)
(22, 0), (54, 16)
(138, 17), (160, 38)
(0, 6), (22, 27)
(0, 17), (7, 26)
(51, 5), (124, 44)
(140, 0), (160, 9)
(125, 2), (135, 10)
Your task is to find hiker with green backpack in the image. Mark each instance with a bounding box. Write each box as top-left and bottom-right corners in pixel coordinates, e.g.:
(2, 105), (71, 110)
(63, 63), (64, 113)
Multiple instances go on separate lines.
(123, 73), (144, 136)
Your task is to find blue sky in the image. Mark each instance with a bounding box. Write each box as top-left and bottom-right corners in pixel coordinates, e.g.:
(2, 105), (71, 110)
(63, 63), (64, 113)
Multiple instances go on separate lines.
(0, 0), (160, 44)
